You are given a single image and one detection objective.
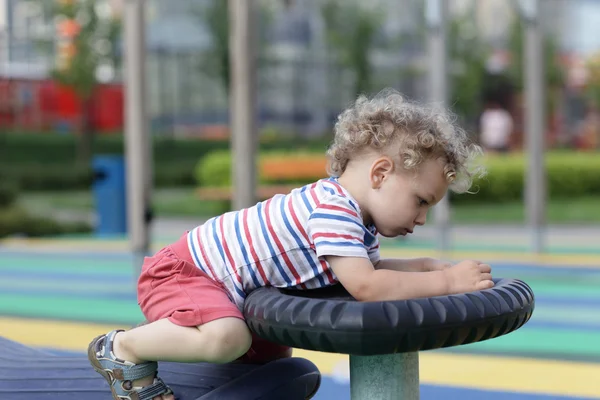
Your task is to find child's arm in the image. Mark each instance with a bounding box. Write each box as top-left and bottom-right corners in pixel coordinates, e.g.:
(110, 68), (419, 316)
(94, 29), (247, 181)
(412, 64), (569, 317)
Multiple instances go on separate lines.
(374, 258), (451, 273)
(327, 255), (493, 302)
(306, 193), (492, 300)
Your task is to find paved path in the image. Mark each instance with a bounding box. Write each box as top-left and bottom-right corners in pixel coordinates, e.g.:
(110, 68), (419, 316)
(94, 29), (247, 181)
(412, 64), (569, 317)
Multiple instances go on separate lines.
(3, 214), (600, 255)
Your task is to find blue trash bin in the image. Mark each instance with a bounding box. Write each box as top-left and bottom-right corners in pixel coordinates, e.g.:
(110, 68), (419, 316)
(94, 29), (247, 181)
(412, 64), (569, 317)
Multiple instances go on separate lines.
(92, 155), (127, 236)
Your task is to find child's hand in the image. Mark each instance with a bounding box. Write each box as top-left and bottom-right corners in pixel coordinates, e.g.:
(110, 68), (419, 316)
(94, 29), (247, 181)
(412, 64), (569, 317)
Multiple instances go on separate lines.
(422, 258), (452, 272)
(442, 260), (494, 294)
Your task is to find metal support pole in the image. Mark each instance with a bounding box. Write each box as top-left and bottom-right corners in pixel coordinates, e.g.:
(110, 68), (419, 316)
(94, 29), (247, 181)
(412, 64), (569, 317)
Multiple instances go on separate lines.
(350, 353), (420, 399)
(4, 0), (13, 63)
(426, 0), (450, 253)
(519, 0), (546, 253)
(308, 0), (329, 136)
(229, 0), (258, 210)
(124, 0), (151, 275)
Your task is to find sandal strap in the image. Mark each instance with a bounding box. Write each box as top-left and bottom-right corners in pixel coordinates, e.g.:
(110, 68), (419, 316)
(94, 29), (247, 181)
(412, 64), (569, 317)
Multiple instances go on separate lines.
(99, 330), (159, 382)
(103, 330), (123, 355)
(114, 361), (158, 381)
(135, 377), (172, 400)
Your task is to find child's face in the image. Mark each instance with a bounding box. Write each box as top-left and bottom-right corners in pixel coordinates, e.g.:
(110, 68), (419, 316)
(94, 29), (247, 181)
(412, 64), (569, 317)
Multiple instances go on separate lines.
(366, 157), (449, 238)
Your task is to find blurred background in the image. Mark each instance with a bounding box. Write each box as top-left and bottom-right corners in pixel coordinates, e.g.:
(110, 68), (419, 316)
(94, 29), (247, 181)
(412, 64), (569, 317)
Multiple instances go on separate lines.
(0, 0), (599, 399)
(0, 0), (599, 243)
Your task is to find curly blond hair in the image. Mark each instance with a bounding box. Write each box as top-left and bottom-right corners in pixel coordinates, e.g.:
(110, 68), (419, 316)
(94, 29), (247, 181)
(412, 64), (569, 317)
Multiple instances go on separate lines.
(326, 88), (485, 194)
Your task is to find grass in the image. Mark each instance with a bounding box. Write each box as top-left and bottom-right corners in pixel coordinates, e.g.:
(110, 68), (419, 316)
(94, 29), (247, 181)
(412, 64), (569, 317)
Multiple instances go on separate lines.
(19, 188), (226, 219)
(18, 189), (600, 225)
(448, 196), (600, 225)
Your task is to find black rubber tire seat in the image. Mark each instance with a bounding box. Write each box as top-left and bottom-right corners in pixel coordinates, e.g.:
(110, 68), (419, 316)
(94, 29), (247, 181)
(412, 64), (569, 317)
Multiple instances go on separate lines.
(244, 278), (535, 355)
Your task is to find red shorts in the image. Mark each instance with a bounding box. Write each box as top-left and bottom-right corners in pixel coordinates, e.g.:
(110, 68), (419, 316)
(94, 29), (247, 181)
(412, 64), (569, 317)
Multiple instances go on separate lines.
(137, 233), (291, 363)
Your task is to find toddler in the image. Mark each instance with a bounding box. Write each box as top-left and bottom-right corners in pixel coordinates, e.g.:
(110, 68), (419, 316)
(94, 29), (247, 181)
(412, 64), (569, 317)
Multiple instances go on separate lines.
(88, 88), (492, 400)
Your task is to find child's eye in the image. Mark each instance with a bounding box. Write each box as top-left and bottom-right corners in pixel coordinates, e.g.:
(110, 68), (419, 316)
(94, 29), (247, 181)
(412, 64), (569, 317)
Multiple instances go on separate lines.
(418, 197), (429, 206)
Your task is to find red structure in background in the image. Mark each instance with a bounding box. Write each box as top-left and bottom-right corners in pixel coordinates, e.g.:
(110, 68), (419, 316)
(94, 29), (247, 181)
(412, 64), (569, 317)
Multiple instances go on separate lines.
(0, 77), (124, 134)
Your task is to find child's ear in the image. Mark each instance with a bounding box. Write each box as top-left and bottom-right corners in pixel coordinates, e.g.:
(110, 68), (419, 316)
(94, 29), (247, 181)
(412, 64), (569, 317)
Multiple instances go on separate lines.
(369, 156), (394, 189)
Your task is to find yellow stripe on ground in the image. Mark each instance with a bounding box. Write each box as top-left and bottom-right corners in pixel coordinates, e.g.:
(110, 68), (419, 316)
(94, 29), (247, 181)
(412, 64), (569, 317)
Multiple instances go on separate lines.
(2, 317), (600, 398)
(290, 349), (600, 399)
(0, 317), (123, 351)
(418, 352), (600, 399)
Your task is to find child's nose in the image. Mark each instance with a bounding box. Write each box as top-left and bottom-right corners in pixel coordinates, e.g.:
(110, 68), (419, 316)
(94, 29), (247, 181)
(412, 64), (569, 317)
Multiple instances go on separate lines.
(414, 210), (427, 226)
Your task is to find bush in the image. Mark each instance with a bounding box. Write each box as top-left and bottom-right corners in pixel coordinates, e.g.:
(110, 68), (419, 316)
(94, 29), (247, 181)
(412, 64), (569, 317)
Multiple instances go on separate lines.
(0, 206), (93, 238)
(1, 164), (95, 191)
(0, 180), (19, 207)
(1, 161), (198, 191)
(452, 151), (600, 203)
(195, 150), (328, 187)
(1, 132), (333, 191)
(154, 161), (198, 187)
(196, 150), (233, 187)
(2, 132), (332, 166)
(197, 150), (600, 203)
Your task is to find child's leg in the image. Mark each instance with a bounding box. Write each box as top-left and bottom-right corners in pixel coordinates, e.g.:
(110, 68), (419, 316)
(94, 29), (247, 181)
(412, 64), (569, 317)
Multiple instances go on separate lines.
(89, 245), (249, 400)
(113, 317), (252, 364)
(90, 316), (252, 400)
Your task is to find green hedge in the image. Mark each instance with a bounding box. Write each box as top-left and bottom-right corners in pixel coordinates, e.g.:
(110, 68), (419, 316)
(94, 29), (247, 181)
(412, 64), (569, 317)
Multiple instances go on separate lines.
(0, 133), (228, 165)
(0, 161), (201, 191)
(0, 132), (331, 165)
(0, 132), (332, 191)
(0, 206), (92, 238)
(451, 151), (600, 203)
(0, 181), (18, 207)
(2, 164), (95, 191)
(197, 150), (600, 203)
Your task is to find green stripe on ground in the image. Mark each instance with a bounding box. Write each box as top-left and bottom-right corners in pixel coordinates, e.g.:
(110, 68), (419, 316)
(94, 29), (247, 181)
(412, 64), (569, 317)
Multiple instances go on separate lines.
(530, 307), (600, 325)
(2, 251), (600, 363)
(4, 280), (598, 327)
(0, 293), (597, 360)
(0, 294), (144, 325)
(524, 275), (600, 285)
(0, 256), (134, 274)
(530, 282), (600, 298)
(454, 327), (600, 359)
(0, 278), (136, 294)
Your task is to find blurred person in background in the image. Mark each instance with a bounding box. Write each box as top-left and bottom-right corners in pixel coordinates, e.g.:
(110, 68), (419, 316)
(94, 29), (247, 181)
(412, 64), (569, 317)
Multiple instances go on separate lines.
(479, 100), (514, 153)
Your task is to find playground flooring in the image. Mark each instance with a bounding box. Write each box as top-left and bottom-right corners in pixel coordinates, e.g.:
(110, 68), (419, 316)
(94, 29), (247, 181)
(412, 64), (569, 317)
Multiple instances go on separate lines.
(1, 239), (600, 399)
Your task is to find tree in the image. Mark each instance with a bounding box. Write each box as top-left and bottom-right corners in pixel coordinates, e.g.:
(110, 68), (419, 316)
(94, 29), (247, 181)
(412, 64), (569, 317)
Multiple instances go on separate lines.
(196, 0), (230, 93)
(447, 12), (491, 125)
(507, 15), (564, 114)
(585, 52), (600, 107)
(38, 0), (121, 165)
(194, 0), (272, 97)
(321, 0), (383, 97)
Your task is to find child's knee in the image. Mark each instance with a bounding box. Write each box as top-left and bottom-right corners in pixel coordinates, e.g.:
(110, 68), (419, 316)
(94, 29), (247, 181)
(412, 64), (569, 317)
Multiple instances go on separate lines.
(200, 317), (252, 363)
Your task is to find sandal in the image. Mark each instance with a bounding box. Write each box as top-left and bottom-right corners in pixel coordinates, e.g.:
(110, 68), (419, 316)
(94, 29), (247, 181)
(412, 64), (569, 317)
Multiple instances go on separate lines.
(88, 330), (174, 400)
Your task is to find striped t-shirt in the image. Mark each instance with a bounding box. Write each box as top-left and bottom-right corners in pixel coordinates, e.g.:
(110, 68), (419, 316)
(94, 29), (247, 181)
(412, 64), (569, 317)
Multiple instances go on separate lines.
(186, 178), (380, 310)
